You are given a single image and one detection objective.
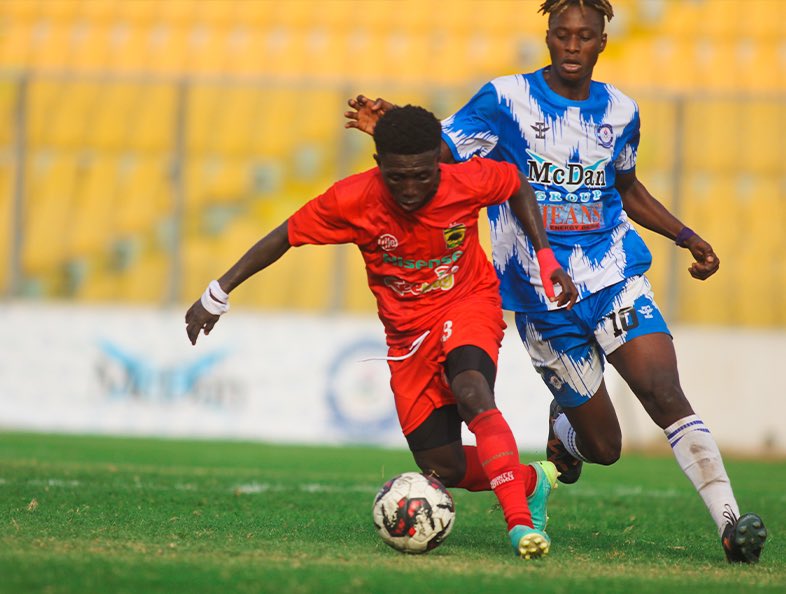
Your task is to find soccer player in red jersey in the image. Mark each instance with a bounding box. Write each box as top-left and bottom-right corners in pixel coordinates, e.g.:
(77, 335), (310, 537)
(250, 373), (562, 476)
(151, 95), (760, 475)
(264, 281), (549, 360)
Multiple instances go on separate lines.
(185, 105), (578, 557)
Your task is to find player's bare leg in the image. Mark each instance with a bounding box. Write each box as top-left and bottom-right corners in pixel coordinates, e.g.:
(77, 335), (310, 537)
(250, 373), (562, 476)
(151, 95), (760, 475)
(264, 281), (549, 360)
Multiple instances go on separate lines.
(609, 332), (767, 562)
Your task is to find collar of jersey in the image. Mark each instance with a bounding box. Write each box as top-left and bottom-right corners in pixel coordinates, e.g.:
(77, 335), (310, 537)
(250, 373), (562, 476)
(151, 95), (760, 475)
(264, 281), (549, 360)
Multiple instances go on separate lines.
(531, 66), (600, 109)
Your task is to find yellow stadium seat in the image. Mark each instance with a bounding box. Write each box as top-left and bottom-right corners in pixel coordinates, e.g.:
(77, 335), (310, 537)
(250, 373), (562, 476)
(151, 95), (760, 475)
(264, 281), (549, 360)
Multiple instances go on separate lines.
(699, 0), (739, 39)
(682, 100), (738, 171)
(0, 14), (34, 69)
(103, 22), (151, 73)
(2, 0), (41, 21)
(230, 0), (276, 30)
(155, 0), (195, 27)
(692, 39), (737, 93)
(744, 0), (785, 38)
(251, 89), (301, 157)
(75, 0), (115, 23)
(184, 22), (229, 75)
(185, 156), (250, 208)
(21, 152), (78, 273)
(204, 86), (265, 156)
(113, 0), (159, 26)
(734, 40), (783, 93)
(66, 155), (118, 258)
(86, 82), (137, 150)
(221, 25), (264, 76)
(27, 17), (71, 70)
(144, 24), (189, 75)
(737, 98), (783, 174)
(114, 155), (169, 236)
(127, 81), (177, 152)
(656, 1), (702, 38)
(45, 0), (81, 22)
(734, 175), (782, 253)
(44, 81), (100, 148)
(183, 84), (220, 154)
(268, 0), (312, 31)
(66, 20), (111, 71)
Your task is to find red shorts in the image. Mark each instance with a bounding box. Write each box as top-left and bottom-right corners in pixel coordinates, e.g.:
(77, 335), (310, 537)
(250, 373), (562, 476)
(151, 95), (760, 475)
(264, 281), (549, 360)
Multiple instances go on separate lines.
(387, 297), (506, 435)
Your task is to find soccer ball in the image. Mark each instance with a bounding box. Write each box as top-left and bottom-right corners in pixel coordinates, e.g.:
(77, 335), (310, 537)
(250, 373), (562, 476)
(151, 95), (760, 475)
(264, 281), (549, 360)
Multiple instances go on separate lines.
(372, 472), (455, 554)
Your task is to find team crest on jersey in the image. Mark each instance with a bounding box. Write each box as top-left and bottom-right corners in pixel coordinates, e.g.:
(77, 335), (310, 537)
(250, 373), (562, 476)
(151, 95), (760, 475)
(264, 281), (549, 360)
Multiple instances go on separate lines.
(443, 224), (466, 249)
(596, 124), (614, 148)
(377, 234), (399, 251)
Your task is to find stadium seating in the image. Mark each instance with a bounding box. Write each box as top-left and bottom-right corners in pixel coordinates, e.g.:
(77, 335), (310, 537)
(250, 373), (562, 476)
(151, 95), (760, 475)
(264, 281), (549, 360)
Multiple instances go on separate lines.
(0, 0), (783, 327)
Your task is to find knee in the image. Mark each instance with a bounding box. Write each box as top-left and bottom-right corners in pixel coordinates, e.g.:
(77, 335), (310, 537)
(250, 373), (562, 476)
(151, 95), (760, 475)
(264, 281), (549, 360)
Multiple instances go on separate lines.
(451, 371), (494, 420)
(631, 374), (692, 422)
(580, 434), (622, 466)
(592, 444), (621, 466)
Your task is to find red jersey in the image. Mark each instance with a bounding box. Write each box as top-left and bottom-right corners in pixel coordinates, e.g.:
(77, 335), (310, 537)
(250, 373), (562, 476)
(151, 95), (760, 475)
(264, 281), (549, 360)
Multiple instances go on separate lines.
(288, 158), (521, 343)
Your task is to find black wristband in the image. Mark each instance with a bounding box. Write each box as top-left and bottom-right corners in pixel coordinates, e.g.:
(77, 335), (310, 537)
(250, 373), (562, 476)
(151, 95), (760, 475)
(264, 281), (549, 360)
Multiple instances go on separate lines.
(675, 226), (695, 247)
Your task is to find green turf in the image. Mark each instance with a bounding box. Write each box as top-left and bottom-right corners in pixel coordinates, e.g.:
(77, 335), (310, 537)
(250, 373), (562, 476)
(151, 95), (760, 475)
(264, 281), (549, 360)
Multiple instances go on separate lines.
(1, 432), (783, 593)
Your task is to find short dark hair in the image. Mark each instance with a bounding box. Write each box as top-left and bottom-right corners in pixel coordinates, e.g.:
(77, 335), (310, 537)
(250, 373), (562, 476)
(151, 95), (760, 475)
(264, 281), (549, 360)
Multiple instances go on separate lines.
(373, 105), (442, 156)
(540, 0), (614, 28)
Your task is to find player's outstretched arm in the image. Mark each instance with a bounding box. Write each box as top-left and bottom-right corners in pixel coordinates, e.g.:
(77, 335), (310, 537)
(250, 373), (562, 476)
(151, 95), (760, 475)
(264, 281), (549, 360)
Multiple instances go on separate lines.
(185, 221), (292, 345)
(616, 171), (719, 280)
(508, 172), (578, 309)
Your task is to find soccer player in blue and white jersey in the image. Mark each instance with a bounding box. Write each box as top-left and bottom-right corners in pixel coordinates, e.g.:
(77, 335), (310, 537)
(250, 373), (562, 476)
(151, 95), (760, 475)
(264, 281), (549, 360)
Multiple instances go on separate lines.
(344, 0), (766, 564)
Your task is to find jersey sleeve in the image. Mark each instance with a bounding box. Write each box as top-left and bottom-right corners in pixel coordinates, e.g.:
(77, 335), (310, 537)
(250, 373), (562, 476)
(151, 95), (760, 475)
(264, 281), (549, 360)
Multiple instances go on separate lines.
(288, 184), (357, 246)
(463, 158), (522, 207)
(614, 105), (641, 172)
(441, 82), (500, 162)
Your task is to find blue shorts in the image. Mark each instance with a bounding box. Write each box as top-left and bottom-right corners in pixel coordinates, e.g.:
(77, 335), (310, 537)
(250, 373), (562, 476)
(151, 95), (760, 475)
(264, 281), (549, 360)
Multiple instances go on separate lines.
(514, 275), (671, 408)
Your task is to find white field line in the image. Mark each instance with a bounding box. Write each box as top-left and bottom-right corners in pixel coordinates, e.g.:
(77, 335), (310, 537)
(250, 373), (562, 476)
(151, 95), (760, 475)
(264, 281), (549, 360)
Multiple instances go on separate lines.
(7, 477), (786, 503)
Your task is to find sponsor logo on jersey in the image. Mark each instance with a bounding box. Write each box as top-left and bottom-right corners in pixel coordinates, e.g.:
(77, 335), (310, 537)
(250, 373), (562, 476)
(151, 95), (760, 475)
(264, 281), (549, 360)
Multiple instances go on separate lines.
(540, 203), (604, 231)
(531, 121), (550, 139)
(443, 224), (466, 249)
(382, 250), (464, 270)
(596, 123), (615, 148)
(377, 233), (399, 251)
(526, 149), (608, 191)
(384, 264), (460, 297)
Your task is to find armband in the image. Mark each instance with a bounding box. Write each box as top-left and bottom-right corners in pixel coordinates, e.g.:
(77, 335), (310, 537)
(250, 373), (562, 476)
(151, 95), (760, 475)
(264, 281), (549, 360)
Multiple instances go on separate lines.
(200, 280), (230, 315)
(536, 248), (560, 299)
(675, 226), (696, 248)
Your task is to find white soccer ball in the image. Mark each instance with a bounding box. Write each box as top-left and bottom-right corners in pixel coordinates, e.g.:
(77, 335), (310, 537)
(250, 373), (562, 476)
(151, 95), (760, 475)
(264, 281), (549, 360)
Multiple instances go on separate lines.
(372, 471), (455, 554)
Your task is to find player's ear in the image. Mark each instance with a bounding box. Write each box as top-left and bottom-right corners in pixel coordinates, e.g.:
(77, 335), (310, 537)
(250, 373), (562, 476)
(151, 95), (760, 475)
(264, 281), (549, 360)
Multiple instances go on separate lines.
(599, 32), (607, 53)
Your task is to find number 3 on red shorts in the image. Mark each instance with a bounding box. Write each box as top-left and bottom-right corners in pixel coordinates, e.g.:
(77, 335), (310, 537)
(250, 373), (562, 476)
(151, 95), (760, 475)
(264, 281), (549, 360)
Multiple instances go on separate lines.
(442, 320), (453, 342)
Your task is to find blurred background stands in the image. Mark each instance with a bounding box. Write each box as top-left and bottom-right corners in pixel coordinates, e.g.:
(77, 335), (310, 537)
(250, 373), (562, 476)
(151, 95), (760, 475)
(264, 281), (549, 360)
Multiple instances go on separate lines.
(0, 0), (784, 326)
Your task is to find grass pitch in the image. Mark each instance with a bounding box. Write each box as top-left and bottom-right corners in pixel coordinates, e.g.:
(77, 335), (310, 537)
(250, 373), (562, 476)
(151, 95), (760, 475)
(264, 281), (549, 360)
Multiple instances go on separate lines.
(1, 432), (783, 594)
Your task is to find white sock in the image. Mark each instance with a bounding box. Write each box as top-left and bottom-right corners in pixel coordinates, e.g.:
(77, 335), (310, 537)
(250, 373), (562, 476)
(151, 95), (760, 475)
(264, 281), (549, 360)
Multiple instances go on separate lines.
(665, 414), (740, 536)
(553, 412), (589, 462)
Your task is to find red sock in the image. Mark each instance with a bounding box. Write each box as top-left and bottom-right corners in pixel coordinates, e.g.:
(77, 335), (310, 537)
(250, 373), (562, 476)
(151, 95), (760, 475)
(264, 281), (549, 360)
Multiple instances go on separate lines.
(457, 445), (536, 495)
(467, 409), (533, 530)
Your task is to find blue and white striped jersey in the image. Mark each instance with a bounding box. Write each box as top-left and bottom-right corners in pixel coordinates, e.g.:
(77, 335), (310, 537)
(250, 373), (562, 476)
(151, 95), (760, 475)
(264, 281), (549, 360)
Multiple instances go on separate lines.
(442, 67), (653, 312)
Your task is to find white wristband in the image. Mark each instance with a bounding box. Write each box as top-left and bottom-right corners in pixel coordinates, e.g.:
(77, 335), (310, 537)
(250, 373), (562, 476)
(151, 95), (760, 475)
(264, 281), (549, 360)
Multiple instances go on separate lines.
(200, 280), (230, 315)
